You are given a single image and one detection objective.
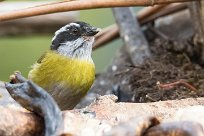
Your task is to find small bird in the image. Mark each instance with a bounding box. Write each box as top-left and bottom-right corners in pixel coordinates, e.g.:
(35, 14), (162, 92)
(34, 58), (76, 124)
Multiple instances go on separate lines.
(28, 21), (100, 110)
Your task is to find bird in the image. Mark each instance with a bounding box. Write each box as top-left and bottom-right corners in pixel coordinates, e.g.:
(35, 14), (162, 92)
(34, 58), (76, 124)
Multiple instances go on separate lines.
(27, 21), (100, 110)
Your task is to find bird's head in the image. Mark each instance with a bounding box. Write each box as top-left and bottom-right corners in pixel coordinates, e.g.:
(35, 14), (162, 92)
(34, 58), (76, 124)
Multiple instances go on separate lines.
(51, 21), (100, 60)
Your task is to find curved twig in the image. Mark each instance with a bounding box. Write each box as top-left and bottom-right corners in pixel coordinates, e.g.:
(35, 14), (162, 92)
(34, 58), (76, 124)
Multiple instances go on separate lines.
(93, 3), (187, 50)
(0, 0), (196, 21)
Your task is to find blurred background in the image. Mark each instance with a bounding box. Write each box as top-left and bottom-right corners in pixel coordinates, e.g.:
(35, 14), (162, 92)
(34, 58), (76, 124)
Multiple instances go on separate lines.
(0, 1), (141, 81)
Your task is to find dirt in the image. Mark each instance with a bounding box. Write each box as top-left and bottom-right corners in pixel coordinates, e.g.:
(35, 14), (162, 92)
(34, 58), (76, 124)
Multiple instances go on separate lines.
(119, 37), (204, 103)
(77, 36), (204, 108)
(78, 22), (204, 108)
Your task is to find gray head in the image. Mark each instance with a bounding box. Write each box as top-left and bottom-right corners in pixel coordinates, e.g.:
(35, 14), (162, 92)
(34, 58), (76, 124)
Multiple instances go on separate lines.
(51, 21), (100, 60)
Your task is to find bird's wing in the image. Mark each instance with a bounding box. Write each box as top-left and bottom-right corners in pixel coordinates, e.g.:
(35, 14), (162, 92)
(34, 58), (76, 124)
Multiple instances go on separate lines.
(37, 52), (47, 64)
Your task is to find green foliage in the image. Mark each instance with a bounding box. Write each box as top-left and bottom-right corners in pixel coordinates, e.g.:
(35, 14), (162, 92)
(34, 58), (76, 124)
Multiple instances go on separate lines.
(0, 35), (50, 81)
(80, 9), (114, 27)
(0, 8), (142, 81)
(0, 9), (120, 81)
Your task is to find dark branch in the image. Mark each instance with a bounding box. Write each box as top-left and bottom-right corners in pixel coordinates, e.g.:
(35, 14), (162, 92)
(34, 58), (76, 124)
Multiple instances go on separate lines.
(5, 74), (63, 136)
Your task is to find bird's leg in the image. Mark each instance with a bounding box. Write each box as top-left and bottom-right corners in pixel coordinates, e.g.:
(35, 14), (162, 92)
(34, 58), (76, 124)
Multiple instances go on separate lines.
(5, 80), (63, 136)
(10, 71), (27, 84)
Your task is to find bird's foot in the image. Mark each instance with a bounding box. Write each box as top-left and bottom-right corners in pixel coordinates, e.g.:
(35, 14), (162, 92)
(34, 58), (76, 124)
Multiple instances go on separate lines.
(10, 71), (27, 84)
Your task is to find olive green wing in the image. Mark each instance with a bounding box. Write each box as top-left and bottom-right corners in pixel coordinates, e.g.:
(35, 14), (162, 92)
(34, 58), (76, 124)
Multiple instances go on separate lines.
(37, 52), (47, 64)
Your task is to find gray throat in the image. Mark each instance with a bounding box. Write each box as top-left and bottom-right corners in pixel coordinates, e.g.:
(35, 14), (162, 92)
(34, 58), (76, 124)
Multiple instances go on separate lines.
(56, 37), (94, 61)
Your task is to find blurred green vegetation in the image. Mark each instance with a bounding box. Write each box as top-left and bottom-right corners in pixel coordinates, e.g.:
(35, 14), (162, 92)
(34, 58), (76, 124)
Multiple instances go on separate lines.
(0, 7), (141, 81)
(0, 9), (122, 81)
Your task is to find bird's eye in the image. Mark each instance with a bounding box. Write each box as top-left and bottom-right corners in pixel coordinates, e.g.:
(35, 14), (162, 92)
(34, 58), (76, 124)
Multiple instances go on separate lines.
(72, 29), (78, 34)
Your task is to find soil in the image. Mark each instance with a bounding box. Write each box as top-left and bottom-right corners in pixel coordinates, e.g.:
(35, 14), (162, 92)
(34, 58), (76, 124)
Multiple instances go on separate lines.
(120, 37), (204, 103)
(78, 18), (204, 108)
(77, 36), (204, 108)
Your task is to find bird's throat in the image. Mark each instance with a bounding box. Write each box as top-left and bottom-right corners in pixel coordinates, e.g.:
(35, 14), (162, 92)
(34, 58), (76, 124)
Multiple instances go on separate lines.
(56, 37), (94, 61)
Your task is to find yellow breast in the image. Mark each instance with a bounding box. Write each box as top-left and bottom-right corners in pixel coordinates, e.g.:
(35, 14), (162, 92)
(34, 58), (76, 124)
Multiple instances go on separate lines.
(28, 51), (95, 96)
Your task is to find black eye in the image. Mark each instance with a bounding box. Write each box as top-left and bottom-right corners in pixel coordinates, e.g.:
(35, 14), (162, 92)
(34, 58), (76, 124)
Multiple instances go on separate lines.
(72, 29), (78, 34)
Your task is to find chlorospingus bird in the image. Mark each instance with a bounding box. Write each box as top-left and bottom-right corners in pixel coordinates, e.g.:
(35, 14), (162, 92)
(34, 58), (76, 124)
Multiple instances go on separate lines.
(28, 21), (100, 110)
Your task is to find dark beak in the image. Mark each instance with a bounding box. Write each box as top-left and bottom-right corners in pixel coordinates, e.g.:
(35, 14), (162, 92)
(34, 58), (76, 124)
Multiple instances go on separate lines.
(86, 27), (101, 36)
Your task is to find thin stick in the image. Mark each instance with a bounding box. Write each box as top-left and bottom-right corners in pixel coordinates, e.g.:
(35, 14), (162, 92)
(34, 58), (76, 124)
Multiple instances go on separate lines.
(157, 80), (197, 92)
(96, 4), (166, 38)
(137, 4), (167, 21)
(94, 25), (119, 49)
(146, 95), (157, 102)
(94, 5), (167, 47)
(142, 3), (187, 24)
(27, 0), (77, 9)
(0, 0), (198, 21)
(94, 5), (168, 49)
(93, 3), (187, 50)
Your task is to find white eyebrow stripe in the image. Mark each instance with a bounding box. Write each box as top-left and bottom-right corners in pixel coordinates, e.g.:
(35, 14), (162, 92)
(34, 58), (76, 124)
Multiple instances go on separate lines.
(52, 22), (80, 42)
(69, 23), (80, 27)
(52, 26), (67, 41)
(55, 23), (79, 35)
(55, 26), (66, 35)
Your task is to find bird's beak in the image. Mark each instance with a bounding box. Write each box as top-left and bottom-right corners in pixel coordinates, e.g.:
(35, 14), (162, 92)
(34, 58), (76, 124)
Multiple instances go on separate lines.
(86, 27), (101, 36)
